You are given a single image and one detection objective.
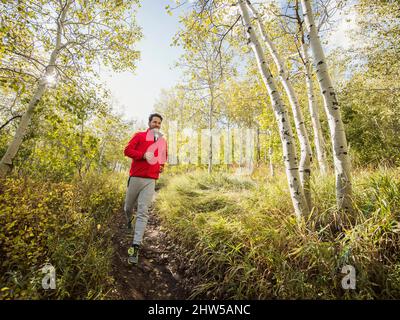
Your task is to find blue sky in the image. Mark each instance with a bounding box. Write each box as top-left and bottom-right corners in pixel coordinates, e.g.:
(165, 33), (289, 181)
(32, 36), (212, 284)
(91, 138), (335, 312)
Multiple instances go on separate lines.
(99, 0), (186, 124)
(99, 0), (358, 125)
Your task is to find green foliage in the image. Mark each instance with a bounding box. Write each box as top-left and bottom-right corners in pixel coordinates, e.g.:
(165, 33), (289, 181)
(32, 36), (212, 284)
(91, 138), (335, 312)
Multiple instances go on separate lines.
(156, 169), (400, 299)
(0, 79), (132, 181)
(0, 172), (125, 299)
(0, 0), (140, 299)
(335, 0), (400, 166)
(1, 0), (400, 301)
(340, 73), (400, 166)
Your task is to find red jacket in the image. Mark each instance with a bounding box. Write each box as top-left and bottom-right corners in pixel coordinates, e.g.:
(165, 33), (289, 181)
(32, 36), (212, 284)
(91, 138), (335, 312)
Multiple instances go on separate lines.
(124, 128), (168, 180)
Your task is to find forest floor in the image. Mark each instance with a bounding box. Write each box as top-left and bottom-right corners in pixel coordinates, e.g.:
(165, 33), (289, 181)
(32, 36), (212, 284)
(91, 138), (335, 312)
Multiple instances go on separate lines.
(107, 203), (191, 299)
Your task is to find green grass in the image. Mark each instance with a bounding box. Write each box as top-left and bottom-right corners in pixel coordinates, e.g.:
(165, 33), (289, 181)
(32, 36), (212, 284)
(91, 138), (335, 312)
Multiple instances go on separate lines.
(156, 167), (400, 299)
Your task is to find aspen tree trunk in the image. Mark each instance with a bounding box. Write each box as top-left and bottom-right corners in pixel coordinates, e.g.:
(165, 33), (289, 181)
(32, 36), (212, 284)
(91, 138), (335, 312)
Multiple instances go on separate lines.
(295, 4), (328, 175)
(239, 0), (309, 219)
(0, 1), (71, 178)
(246, 0), (312, 209)
(256, 126), (260, 165)
(267, 130), (274, 177)
(208, 109), (213, 174)
(208, 89), (214, 175)
(269, 146), (274, 177)
(302, 40), (328, 174)
(264, 147), (267, 164)
(301, 0), (352, 211)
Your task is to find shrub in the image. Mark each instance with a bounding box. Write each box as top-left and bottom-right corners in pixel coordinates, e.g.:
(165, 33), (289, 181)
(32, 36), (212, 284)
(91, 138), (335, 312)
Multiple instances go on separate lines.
(0, 172), (125, 299)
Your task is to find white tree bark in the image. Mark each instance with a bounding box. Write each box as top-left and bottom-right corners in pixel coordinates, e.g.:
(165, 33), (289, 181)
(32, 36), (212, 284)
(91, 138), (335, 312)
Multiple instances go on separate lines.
(246, 0), (313, 209)
(256, 126), (260, 164)
(0, 0), (72, 178)
(208, 103), (213, 175)
(269, 146), (274, 177)
(301, 0), (352, 211)
(208, 82), (215, 175)
(301, 40), (328, 175)
(239, 0), (309, 219)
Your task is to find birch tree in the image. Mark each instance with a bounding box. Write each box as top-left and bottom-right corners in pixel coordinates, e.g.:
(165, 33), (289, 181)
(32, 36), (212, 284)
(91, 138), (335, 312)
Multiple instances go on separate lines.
(245, 0), (313, 208)
(175, 16), (234, 174)
(238, 0), (309, 219)
(294, 3), (328, 175)
(0, 0), (141, 178)
(0, 0), (72, 178)
(300, 0), (352, 211)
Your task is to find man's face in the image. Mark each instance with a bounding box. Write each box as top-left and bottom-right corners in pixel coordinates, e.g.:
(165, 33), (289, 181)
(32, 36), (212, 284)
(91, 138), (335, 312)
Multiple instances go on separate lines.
(149, 116), (162, 130)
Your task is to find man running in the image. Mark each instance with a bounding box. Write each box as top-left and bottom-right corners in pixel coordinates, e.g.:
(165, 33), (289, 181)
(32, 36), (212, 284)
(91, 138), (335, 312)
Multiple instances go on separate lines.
(123, 113), (167, 265)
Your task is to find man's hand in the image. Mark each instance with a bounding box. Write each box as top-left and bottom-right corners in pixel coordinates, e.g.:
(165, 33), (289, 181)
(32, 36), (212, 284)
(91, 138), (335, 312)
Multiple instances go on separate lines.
(159, 165), (164, 173)
(143, 152), (154, 161)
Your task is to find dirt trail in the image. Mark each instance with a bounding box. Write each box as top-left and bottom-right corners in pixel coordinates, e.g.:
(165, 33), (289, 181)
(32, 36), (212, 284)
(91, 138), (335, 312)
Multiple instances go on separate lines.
(108, 203), (190, 299)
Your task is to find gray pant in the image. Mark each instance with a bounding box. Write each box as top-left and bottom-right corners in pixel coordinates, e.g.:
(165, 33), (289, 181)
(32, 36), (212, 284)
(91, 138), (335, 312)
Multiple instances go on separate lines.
(124, 176), (156, 246)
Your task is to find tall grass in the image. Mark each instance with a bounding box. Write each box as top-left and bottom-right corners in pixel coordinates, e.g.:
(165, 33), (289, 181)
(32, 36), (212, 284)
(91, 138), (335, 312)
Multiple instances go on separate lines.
(0, 172), (126, 299)
(156, 168), (400, 299)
